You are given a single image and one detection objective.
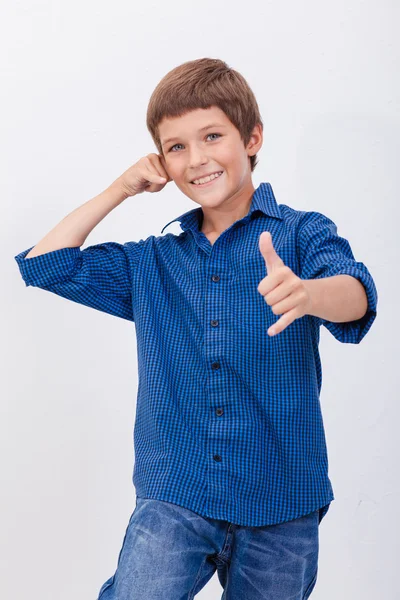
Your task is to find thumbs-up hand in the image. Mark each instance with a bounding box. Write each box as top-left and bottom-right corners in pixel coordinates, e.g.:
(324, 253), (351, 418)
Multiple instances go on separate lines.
(257, 231), (312, 336)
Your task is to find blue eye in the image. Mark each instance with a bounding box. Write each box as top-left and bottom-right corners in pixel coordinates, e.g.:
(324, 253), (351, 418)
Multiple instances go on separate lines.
(169, 133), (221, 153)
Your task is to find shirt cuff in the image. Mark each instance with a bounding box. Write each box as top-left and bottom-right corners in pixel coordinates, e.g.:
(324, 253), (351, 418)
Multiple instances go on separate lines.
(14, 246), (82, 288)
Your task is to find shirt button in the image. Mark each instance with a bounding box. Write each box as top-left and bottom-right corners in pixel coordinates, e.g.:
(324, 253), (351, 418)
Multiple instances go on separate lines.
(211, 319), (219, 327)
(213, 454), (222, 462)
(211, 362), (220, 370)
(212, 275), (220, 282)
(216, 408), (223, 416)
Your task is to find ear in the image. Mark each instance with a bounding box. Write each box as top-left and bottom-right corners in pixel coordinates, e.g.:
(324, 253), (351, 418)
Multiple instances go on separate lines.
(247, 123), (263, 156)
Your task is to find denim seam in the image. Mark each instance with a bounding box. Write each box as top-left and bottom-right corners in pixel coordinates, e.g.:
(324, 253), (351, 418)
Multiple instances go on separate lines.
(215, 524), (235, 562)
(188, 556), (209, 600)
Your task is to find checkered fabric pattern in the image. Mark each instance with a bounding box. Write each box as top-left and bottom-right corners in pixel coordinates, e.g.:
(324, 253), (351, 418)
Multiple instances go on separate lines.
(14, 182), (378, 526)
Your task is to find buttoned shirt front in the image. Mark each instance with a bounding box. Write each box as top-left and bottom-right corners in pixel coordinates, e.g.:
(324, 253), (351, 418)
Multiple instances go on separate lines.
(14, 182), (378, 526)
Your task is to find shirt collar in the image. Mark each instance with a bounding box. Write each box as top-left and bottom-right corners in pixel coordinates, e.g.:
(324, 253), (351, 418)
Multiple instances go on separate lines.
(160, 182), (283, 234)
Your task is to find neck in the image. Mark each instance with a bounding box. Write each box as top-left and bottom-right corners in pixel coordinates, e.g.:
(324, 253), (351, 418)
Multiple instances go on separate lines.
(200, 182), (255, 234)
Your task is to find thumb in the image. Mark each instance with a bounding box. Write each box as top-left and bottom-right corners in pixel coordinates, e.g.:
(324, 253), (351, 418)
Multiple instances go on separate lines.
(259, 231), (284, 274)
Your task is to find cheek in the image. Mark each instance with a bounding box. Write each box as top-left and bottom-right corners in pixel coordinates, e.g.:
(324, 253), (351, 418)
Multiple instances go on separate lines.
(164, 161), (180, 178)
(166, 154), (183, 168)
(215, 145), (239, 165)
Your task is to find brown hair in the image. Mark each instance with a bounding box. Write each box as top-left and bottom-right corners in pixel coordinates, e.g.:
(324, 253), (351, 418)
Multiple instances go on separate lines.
(146, 58), (263, 173)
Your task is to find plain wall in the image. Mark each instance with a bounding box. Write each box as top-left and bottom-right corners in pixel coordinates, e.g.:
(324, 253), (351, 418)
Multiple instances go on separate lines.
(2, 0), (397, 598)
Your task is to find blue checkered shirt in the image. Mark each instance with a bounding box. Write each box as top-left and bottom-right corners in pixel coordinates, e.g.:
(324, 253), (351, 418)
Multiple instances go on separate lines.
(14, 182), (378, 526)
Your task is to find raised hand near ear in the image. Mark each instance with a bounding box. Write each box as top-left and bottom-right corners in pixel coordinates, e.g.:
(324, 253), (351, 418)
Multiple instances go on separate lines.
(257, 231), (312, 336)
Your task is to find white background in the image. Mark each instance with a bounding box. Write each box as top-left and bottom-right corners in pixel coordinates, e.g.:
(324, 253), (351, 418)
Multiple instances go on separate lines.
(2, 0), (397, 598)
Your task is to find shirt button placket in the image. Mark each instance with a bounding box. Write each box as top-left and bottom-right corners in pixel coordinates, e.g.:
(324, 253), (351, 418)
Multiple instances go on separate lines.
(210, 271), (224, 489)
(211, 282), (222, 416)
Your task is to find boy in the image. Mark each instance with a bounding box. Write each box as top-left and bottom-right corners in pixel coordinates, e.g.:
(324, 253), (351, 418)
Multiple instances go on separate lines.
(15, 58), (378, 600)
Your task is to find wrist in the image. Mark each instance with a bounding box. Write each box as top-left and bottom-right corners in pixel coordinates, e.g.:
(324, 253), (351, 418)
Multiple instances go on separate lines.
(110, 177), (130, 202)
(303, 280), (316, 317)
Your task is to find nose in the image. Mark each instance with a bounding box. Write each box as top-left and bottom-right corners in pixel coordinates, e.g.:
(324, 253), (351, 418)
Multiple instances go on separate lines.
(187, 145), (208, 170)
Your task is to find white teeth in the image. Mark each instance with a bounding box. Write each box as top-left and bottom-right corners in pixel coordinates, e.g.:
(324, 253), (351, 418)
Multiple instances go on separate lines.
(192, 171), (223, 185)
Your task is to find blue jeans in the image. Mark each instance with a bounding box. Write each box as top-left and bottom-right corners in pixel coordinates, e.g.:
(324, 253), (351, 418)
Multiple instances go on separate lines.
(97, 496), (320, 600)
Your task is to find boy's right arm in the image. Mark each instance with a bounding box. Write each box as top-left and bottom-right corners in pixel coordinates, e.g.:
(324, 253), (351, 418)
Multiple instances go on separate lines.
(24, 153), (171, 258)
(15, 154), (171, 322)
(24, 178), (129, 258)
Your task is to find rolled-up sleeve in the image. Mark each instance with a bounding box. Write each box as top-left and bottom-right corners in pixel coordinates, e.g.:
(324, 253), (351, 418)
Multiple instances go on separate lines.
(14, 240), (145, 322)
(298, 212), (378, 344)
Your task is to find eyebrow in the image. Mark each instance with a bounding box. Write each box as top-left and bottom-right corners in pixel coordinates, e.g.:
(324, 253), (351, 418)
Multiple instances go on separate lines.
(161, 123), (226, 147)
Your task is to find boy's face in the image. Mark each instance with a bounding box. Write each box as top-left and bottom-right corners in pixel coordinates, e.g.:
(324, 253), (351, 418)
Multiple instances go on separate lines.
(158, 106), (263, 209)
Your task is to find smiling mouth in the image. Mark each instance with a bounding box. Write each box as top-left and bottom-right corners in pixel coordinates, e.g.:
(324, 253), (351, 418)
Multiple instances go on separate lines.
(190, 171), (224, 186)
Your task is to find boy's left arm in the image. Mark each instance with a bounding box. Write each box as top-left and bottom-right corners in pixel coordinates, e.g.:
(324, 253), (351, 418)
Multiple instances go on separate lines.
(304, 274), (368, 323)
(297, 211), (378, 344)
